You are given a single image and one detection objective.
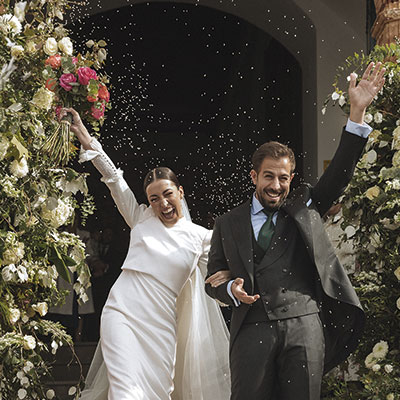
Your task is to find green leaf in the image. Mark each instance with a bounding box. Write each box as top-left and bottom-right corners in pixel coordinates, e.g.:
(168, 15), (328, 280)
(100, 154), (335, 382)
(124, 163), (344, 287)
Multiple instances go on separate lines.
(10, 136), (28, 159)
(48, 245), (75, 284)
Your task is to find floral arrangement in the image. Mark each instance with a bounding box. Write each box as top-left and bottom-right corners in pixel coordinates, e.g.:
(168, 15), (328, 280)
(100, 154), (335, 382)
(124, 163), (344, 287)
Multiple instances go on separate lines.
(0, 0), (109, 398)
(321, 43), (400, 399)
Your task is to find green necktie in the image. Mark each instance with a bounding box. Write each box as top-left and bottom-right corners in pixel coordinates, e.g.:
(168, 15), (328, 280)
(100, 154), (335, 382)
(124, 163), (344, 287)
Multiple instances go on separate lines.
(257, 210), (275, 251)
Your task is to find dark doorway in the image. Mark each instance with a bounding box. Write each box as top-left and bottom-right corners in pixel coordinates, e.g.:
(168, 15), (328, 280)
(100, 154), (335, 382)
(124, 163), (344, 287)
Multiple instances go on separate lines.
(70, 2), (303, 230)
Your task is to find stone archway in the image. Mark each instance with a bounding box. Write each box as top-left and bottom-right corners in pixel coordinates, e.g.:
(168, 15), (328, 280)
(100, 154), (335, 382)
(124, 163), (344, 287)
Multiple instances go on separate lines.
(81, 0), (317, 178)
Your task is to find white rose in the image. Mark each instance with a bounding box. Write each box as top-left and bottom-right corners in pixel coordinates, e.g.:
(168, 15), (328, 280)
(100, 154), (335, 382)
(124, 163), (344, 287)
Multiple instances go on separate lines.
(387, 394), (394, 400)
(365, 186), (380, 200)
(46, 389), (56, 399)
(16, 265), (28, 283)
(23, 361), (34, 373)
(43, 37), (58, 56)
(364, 113), (373, 124)
(372, 363), (381, 372)
(394, 267), (400, 280)
(393, 151), (400, 168)
(331, 91), (340, 101)
(384, 364), (393, 373)
(397, 297), (400, 310)
(392, 126), (400, 150)
(365, 149), (377, 164)
(374, 112), (383, 124)
(372, 340), (389, 359)
(9, 156), (28, 178)
(32, 87), (54, 110)
(14, 2), (27, 22)
(17, 388), (27, 399)
(344, 225), (356, 238)
(23, 335), (36, 350)
(20, 376), (29, 386)
(32, 302), (48, 317)
(1, 264), (16, 281)
(365, 352), (376, 369)
(58, 37), (73, 55)
(9, 308), (20, 324)
(10, 45), (24, 59)
(2, 243), (24, 265)
(68, 386), (77, 396)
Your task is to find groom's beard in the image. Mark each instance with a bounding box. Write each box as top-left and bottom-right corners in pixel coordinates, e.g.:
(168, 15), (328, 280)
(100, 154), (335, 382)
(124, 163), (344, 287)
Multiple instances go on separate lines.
(256, 188), (289, 212)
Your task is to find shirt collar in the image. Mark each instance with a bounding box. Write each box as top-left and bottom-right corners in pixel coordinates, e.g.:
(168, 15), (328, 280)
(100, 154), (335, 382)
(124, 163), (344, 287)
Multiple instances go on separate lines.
(251, 193), (264, 215)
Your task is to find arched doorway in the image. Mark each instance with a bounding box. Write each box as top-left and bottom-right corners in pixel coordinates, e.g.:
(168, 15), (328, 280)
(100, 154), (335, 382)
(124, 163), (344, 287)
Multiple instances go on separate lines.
(72, 1), (304, 224)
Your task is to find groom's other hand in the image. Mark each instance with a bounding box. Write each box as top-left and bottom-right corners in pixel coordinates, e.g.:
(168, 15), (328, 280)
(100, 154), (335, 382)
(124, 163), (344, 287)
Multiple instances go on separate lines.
(205, 270), (232, 287)
(232, 278), (260, 304)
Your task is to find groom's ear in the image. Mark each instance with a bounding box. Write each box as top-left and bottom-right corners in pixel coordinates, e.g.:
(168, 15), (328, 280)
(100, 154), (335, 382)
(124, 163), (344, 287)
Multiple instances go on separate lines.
(250, 169), (257, 185)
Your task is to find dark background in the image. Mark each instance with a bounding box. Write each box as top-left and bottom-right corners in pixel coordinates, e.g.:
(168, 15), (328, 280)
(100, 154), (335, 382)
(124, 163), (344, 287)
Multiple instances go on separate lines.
(70, 2), (302, 238)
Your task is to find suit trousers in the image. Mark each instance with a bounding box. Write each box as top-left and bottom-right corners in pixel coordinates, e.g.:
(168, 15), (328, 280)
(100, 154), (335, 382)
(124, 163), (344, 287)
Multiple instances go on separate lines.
(230, 313), (325, 400)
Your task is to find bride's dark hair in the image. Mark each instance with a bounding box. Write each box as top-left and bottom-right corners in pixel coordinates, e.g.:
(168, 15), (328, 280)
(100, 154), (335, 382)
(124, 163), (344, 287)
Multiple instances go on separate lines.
(143, 167), (180, 193)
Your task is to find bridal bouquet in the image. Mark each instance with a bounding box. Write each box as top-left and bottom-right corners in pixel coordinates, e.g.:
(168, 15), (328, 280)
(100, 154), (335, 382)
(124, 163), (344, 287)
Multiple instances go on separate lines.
(39, 38), (111, 165)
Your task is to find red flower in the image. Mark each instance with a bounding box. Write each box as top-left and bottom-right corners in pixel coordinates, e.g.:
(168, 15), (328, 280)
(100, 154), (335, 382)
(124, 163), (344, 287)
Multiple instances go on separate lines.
(45, 54), (61, 69)
(59, 73), (77, 91)
(98, 85), (110, 102)
(91, 103), (105, 120)
(87, 95), (98, 102)
(45, 78), (57, 92)
(77, 67), (98, 85)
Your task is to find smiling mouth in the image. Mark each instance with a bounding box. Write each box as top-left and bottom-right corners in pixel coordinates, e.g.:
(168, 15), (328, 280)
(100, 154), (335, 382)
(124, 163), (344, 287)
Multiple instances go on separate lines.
(162, 208), (176, 219)
(264, 191), (282, 201)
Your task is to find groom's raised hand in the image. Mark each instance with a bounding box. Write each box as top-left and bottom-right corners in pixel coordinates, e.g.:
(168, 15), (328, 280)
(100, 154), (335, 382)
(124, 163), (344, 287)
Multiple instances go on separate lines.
(348, 61), (385, 124)
(232, 278), (260, 304)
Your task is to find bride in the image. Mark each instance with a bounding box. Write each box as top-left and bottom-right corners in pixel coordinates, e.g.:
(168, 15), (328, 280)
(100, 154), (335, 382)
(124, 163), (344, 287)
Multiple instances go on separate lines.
(59, 108), (231, 400)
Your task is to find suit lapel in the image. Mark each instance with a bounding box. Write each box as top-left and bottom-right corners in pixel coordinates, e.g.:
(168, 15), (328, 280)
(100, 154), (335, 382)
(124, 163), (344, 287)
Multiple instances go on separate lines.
(228, 200), (254, 288)
(282, 185), (316, 262)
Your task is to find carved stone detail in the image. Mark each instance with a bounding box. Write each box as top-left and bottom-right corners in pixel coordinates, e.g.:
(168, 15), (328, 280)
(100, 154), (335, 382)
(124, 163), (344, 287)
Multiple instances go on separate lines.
(372, 1), (400, 45)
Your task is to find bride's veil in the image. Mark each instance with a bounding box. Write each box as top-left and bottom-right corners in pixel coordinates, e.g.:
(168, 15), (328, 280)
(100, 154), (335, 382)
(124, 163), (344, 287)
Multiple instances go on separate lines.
(79, 197), (230, 399)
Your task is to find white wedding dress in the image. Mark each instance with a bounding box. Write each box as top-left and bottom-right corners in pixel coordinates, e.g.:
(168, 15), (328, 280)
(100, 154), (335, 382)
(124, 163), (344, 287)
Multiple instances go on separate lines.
(78, 139), (230, 400)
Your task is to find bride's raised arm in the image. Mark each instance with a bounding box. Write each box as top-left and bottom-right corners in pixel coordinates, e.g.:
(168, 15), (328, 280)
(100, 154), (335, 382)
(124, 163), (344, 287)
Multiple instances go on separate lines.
(59, 108), (148, 229)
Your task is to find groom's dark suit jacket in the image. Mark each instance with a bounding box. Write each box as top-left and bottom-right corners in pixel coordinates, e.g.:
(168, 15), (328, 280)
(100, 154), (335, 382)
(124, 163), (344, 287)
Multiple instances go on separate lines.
(206, 129), (366, 373)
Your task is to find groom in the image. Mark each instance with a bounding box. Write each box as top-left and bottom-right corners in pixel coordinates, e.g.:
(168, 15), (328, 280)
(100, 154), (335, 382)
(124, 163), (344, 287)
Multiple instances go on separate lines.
(205, 62), (385, 400)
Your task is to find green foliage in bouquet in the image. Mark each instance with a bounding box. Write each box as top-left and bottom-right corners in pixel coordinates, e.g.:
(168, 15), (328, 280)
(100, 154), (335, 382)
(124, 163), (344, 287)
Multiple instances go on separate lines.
(0, 0), (110, 398)
(321, 43), (400, 400)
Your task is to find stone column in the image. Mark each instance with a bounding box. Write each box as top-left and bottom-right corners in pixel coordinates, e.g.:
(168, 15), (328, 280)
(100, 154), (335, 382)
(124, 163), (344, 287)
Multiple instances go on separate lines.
(372, 0), (400, 45)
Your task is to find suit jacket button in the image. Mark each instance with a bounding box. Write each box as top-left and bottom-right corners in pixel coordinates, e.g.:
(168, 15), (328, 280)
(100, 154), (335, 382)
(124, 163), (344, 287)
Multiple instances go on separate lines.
(282, 307), (288, 312)
(281, 288), (287, 293)
(282, 268), (288, 273)
(261, 291), (266, 296)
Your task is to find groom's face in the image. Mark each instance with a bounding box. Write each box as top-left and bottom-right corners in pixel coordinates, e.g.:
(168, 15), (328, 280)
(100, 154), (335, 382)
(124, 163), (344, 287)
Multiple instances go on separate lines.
(250, 156), (294, 211)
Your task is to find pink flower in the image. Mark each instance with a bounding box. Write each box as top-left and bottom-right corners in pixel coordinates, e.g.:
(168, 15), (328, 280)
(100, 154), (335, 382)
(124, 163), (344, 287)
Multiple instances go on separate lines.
(72, 57), (78, 65)
(59, 73), (77, 91)
(77, 67), (97, 85)
(91, 103), (105, 120)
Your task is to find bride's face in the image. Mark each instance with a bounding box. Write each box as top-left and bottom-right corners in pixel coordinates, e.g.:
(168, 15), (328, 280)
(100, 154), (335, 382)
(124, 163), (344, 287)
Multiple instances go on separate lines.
(146, 179), (184, 227)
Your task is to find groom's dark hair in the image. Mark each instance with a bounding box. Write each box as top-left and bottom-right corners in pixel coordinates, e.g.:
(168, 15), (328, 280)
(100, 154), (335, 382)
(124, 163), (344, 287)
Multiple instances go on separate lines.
(143, 167), (181, 193)
(252, 141), (296, 173)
